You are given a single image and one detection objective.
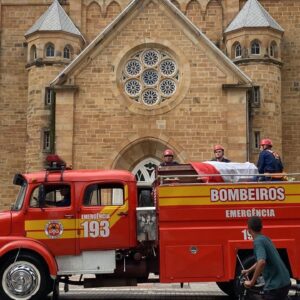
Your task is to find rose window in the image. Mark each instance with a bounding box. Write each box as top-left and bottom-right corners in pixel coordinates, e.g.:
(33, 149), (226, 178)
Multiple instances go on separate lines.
(160, 59), (177, 76)
(160, 79), (176, 96)
(125, 59), (142, 77)
(142, 50), (159, 67)
(142, 89), (160, 106)
(142, 69), (159, 86)
(122, 48), (179, 106)
(125, 79), (141, 97)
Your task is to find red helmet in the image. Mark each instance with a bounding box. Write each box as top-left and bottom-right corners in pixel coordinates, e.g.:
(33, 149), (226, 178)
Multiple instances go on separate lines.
(164, 149), (174, 156)
(213, 145), (224, 151)
(260, 138), (273, 147)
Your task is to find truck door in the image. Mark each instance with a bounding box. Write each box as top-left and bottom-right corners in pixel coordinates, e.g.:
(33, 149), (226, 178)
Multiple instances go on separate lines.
(25, 183), (76, 255)
(78, 181), (131, 251)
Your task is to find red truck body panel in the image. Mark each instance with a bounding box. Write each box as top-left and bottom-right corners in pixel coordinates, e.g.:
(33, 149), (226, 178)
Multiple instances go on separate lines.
(158, 181), (300, 282)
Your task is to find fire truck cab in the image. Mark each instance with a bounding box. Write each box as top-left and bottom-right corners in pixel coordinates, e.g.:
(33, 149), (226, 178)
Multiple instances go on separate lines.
(0, 157), (300, 299)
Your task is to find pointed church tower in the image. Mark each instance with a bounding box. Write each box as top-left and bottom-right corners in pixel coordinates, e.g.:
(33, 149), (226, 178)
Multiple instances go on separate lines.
(224, 0), (284, 162)
(24, 0), (85, 170)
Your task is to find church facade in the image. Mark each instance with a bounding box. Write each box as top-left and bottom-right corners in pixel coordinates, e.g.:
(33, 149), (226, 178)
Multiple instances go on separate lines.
(0, 0), (299, 208)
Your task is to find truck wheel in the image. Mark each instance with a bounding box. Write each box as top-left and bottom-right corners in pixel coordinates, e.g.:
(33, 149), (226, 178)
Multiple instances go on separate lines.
(217, 255), (256, 299)
(0, 253), (50, 300)
(216, 281), (235, 297)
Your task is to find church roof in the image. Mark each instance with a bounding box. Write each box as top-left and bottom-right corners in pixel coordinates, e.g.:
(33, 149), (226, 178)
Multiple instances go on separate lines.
(225, 0), (284, 33)
(25, 0), (83, 38)
(51, 0), (252, 86)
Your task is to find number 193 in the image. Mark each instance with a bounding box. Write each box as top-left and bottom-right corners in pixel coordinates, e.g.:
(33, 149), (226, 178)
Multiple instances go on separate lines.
(81, 220), (110, 238)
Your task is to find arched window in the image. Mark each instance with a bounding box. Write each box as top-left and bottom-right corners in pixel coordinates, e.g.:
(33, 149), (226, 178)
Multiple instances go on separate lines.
(269, 41), (278, 58)
(45, 43), (55, 57)
(30, 45), (37, 61)
(235, 43), (242, 58)
(251, 40), (260, 55)
(63, 45), (72, 59)
(132, 158), (160, 186)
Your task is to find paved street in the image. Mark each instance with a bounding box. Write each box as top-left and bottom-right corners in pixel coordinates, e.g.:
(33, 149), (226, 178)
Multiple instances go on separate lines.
(49, 281), (230, 299)
(48, 279), (300, 300)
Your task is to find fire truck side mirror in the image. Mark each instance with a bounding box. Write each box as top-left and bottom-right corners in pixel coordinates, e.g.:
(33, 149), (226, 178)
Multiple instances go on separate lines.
(38, 185), (46, 208)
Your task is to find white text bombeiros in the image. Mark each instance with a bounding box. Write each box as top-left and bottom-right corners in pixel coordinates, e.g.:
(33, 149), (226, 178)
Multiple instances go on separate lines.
(210, 187), (285, 202)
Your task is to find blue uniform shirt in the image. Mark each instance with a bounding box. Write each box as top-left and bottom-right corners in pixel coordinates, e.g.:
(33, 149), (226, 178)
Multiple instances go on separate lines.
(257, 149), (283, 174)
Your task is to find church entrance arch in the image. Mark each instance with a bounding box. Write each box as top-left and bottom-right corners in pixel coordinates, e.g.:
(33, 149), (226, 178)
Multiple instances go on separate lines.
(112, 137), (181, 172)
(112, 138), (182, 206)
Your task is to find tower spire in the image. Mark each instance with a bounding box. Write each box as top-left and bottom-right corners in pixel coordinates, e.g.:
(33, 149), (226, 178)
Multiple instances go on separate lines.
(225, 0), (283, 33)
(25, 0), (83, 38)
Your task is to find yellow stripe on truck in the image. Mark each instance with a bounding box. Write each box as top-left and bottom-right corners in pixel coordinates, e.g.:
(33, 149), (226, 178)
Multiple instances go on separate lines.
(25, 219), (75, 231)
(26, 230), (77, 239)
(159, 183), (300, 206)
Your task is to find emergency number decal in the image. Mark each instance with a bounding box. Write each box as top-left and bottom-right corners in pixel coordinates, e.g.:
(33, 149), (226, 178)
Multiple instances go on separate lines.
(81, 220), (110, 238)
(241, 229), (253, 240)
(45, 221), (64, 239)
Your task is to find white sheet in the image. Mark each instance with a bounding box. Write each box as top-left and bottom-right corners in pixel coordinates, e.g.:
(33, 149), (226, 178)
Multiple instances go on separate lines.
(204, 161), (258, 182)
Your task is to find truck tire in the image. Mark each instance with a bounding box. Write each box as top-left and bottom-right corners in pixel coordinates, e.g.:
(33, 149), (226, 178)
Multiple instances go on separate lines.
(0, 252), (50, 300)
(216, 255), (256, 299)
(216, 280), (235, 297)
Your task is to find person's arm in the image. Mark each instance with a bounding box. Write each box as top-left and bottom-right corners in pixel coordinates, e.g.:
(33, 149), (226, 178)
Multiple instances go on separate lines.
(241, 262), (257, 277)
(244, 259), (266, 288)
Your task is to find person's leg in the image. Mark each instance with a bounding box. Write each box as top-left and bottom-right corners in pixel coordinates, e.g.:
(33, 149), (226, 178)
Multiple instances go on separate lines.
(277, 284), (290, 300)
(263, 285), (290, 300)
(243, 289), (261, 300)
(263, 294), (277, 300)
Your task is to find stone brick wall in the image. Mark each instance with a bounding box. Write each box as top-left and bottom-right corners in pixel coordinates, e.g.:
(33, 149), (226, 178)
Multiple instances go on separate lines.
(0, 4), (46, 208)
(55, 1), (248, 172)
(0, 2), (80, 207)
(0, 0), (299, 209)
(26, 65), (64, 171)
(237, 0), (300, 171)
(260, 0), (300, 172)
(239, 63), (282, 164)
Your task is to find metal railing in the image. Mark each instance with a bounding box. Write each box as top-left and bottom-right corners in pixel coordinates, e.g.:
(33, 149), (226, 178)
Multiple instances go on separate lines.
(157, 173), (300, 185)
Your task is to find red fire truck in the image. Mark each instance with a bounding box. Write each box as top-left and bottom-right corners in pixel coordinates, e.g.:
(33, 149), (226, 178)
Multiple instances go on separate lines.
(0, 156), (299, 300)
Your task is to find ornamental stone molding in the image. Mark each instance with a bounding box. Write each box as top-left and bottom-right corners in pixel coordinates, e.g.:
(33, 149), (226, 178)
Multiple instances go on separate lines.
(85, 0), (124, 13)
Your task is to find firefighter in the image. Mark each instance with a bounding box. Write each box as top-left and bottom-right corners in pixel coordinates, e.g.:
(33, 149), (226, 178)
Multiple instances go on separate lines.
(211, 145), (230, 162)
(257, 139), (284, 181)
(242, 216), (291, 300)
(160, 149), (179, 166)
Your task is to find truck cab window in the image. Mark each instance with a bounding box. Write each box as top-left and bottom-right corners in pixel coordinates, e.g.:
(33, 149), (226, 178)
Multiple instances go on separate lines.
(30, 184), (71, 208)
(84, 184), (124, 206)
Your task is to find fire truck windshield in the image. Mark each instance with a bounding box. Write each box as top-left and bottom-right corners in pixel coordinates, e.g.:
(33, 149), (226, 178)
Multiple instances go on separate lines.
(11, 181), (27, 211)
